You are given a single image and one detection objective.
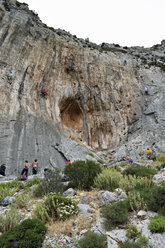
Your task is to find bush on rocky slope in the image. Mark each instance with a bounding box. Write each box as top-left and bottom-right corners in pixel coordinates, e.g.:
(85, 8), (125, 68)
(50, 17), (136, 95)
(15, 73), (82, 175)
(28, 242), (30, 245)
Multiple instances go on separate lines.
(0, 207), (22, 233)
(33, 168), (65, 197)
(94, 168), (121, 191)
(120, 236), (150, 248)
(122, 166), (157, 178)
(78, 231), (107, 248)
(33, 194), (78, 223)
(64, 160), (101, 190)
(101, 200), (129, 230)
(149, 216), (165, 233)
(0, 218), (47, 248)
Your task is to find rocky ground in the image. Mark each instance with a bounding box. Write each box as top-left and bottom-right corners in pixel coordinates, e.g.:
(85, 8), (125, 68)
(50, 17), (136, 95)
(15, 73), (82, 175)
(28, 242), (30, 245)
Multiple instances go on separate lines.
(0, 162), (165, 248)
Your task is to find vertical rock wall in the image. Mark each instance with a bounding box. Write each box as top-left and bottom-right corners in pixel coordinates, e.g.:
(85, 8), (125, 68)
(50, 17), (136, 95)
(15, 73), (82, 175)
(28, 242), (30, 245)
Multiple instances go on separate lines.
(0, 0), (165, 173)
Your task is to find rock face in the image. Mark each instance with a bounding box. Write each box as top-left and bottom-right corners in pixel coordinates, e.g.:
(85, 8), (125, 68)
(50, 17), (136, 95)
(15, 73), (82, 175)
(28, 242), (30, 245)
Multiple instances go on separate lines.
(0, 0), (165, 174)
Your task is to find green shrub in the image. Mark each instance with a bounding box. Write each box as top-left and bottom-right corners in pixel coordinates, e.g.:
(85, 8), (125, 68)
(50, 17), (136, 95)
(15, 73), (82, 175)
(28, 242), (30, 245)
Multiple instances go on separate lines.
(147, 185), (165, 215)
(126, 225), (141, 240)
(0, 181), (24, 201)
(122, 166), (157, 178)
(97, 159), (104, 164)
(156, 153), (165, 162)
(0, 208), (22, 233)
(94, 168), (121, 191)
(149, 216), (165, 233)
(78, 231), (107, 248)
(119, 162), (128, 167)
(101, 200), (128, 230)
(120, 236), (150, 248)
(0, 218), (47, 248)
(33, 193), (78, 223)
(33, 168), (65, 197)
(64, 160), (101, 190)
(160, 162), (165, 169)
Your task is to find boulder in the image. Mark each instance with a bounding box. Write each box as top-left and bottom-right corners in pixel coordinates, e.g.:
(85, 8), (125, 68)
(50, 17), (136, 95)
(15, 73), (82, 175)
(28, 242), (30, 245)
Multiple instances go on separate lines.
(81, 196), (89, 204)
(1, 196), (15, 206)
(98, 191), (118, 206)
(78, 204), (95, 215)
(153, 170), (165, 185)
(63, 188), (76, 196)
(137, 210), (147, 219)
(114, 188), (127, 200)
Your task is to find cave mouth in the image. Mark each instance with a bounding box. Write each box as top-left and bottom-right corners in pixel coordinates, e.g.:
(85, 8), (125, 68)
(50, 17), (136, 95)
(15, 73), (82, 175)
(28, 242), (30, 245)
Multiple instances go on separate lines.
(59, 97), (83, 131)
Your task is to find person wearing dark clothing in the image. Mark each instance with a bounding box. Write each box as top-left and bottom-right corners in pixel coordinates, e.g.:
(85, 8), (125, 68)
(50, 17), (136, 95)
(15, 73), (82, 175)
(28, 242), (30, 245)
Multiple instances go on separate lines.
(21, 160), (30, 179)
(144, 87), (149, 95)
(32, 159), (38, 175)
(0, 162), (6, 176)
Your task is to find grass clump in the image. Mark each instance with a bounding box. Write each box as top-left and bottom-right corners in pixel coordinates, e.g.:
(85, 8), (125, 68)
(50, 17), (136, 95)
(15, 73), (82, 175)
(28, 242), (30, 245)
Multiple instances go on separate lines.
(149, 216), (165, 233)
(101, 200), (128, 230)
(94, 168), (121, 191)
(33, 168), (65, 197)
(64, 160), (101, 190)
(78, 231), (107, 248)
(0, 208), (22, 233)
(127, 191), (147, 212)
(33, 193), (78, 223)
(12, 193), (30, 210)
(119, 175), (153, 193)
(0, 218), (47, 248)
(126, 225), (141, 240)
(122, 166), (157, 178)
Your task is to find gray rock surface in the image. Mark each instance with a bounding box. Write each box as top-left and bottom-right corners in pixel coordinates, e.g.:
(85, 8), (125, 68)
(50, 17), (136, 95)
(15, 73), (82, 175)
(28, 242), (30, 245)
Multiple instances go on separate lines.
(81, 196), (89, 204)
(153, 169), (165, 185)
(0, 0), (165, 175)
(1, 196), (15, 206)
(63, 188), (76, 196)
(98, 191), (118, 206)
(98, 189), (127, 206)
(78, 203), (95, 215)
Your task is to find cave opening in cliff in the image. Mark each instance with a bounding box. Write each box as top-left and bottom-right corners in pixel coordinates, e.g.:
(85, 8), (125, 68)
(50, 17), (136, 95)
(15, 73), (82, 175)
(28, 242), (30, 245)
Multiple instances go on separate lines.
(59, 97), (83, 132)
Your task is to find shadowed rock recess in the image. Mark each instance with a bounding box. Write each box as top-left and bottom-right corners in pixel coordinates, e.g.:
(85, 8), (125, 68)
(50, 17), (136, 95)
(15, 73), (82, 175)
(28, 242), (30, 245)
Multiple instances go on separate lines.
(0, 0), (165, 174)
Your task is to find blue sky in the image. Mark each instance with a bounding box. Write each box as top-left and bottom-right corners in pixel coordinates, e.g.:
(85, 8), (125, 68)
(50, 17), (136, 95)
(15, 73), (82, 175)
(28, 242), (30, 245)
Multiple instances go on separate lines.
(19, 0), (165, 47)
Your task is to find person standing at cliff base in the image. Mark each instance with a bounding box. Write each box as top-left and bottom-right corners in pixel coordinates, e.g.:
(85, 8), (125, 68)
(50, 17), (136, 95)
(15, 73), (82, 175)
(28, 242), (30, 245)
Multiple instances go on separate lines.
(20, 160), (30, 179)
(144, 87), (149, 95)
(0, 162), (6, 176)
(32, 159), (38, 175)
(145, 148), (151, 159)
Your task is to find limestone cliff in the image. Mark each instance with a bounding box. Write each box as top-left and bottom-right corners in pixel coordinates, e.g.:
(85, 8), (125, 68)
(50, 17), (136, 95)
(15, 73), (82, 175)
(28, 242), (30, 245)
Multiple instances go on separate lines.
(0, 0), (165, 174)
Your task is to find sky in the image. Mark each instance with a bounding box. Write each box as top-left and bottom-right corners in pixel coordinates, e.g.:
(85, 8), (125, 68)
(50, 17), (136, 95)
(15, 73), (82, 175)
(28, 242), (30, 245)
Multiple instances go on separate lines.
(19, 0), (165, 48)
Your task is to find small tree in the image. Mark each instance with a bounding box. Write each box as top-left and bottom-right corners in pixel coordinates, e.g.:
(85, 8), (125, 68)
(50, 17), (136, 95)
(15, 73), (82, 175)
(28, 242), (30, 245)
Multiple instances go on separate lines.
(33, 168), (65, 197)
(0, 218), (47, 248)
(64, 160), (102, 190)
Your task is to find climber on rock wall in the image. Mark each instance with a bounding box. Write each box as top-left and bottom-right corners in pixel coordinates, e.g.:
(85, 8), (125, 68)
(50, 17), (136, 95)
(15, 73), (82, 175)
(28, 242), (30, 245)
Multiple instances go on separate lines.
(41, 89), (47, 97)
